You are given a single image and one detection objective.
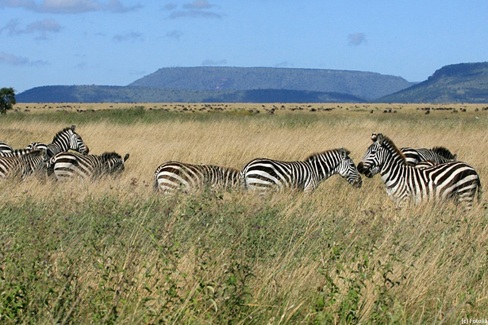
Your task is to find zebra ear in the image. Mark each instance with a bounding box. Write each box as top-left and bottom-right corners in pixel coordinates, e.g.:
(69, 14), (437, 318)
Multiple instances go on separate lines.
(70, 125), (76, 131)
(123, 153), (130, 162)
(340, 148), (351, 157)
(372, 133), (384, 143)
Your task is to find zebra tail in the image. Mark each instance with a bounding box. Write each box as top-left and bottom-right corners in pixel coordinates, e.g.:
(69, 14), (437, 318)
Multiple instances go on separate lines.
(45, 155), (57, 177)
(477, 179), (483, 204)
(153, 177), (160, 193)
(239, 170), (247, 190)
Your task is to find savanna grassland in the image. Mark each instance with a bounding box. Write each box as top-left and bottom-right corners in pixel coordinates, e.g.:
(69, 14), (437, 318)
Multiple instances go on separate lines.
(1, 103), (487, 324)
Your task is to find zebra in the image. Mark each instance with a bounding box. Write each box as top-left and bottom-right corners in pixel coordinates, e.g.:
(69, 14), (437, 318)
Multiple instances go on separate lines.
(240, 148), (362, 193)
(357, 133), (482, 210)
(0, 149), (48, 179)
(26, 142), (48, 151)
(153, 161), (241, 194)
(47, 152), (129, 181)
(0, 142), (49, 158)
(0, 142), (13, 153)
(45, 125), (89, 158)
(400, 146), (457, 165)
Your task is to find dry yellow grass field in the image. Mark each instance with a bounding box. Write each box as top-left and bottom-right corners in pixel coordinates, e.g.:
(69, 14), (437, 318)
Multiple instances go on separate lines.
(1, 103), (487, 323)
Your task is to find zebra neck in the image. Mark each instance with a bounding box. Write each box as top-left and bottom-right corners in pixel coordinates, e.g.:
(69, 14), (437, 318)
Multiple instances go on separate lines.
(311, 155), (338, 181)
(380, 159), (410, 186)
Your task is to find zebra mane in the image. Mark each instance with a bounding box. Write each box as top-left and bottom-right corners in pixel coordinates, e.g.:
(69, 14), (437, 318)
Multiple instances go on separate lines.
(304, 148), (350, 161)
(100, 152), (122, 161)
(52, 125), (76, 142)
(374, 133), (407, 163)
(431, 146), (456, 159)
(21, 149), (47, 159)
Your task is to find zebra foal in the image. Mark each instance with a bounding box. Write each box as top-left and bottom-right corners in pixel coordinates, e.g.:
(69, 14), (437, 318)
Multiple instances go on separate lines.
(154, 161), (240, 194)
(48, 152), (129, 181)
(0, 149), (48, 179)
(241, 148), (362, 193)
(357, 133), (481, 210)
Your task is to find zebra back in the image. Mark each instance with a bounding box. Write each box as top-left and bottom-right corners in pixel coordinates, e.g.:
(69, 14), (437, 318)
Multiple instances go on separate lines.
(46, 125), (89, 158)
(49, 151), (129, 181)
(401, 146), (456, 165)
(0, 149), (48, 179)
(154, 161), (240, 194)
(26, 142), (49, 151)
(0, 142), (13, 153)
(0, 142), (50, 158)
(241, 148), (361, 193)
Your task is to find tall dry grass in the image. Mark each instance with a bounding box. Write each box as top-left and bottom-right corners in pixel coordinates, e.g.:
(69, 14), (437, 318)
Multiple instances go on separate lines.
(1, 104), (487, 323)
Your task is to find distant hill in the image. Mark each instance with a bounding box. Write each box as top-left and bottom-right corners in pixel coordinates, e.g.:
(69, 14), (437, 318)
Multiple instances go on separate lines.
(128, 67), (413, 101)
(378, 62), (488, 103)
(17, 86), (365, 103)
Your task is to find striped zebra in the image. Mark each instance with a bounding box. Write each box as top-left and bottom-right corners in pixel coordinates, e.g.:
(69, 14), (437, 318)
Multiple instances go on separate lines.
(47, 152), (129, 181)
(0, 143), (48, 158)
(153, 161), (240, 194)
(0, 142), (13, 153)
(400, 146), (456, 165)
(26, 142), (48, 151)
(0, 149), (48, 179)
(241, 148), (362, 193)
(45, 125), (89, 158)
(357, 133), (481, 210)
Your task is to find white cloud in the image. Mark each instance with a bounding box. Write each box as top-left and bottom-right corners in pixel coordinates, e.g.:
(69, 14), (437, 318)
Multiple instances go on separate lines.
(0, 0), (141, 13)
(348, 32), (367, 46)
(166, 0), (222, 19)
(0, 18), (62, 39)
(166, 30), (183, 40)
(183, 0), (213, 10)
(0, 52), (47, 66)
(113, 31), (143, 42)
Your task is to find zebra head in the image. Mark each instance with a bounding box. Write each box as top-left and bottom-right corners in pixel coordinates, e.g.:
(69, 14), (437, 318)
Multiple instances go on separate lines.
(101, 152), (130, 175)
(336, 148), (362, 188)
(66, 125), (89, 154)
(358, 133), (403, 178)
(358, 133), (386, 178)
(49, 125), (89, 156)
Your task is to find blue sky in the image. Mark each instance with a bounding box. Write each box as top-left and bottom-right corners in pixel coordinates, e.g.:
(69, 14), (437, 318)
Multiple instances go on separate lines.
(1, 0), (487, 93)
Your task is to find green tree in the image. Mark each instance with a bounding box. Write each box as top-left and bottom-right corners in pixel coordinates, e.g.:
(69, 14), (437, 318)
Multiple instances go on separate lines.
(0, 87), (16, 114)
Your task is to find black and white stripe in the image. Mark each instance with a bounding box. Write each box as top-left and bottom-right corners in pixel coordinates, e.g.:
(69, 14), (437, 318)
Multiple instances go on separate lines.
(26, 142), (48, 151)
(241, 148), (362, 193)
(358, 133), (482, 209)
(0, 142), (49, 158)
(48, 152), (129, 180)
(0, 149), (48, 179)
(45, 125), (89, 158)
(400, 146), (456, 165)
(0, 142), (13, 154)
(154, 161), (240, 194)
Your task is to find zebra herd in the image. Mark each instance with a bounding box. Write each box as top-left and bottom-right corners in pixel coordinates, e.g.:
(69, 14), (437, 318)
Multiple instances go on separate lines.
(0, 126), (483, 210)
(0, 125), (129, 181)
(152, 133), (481, 210)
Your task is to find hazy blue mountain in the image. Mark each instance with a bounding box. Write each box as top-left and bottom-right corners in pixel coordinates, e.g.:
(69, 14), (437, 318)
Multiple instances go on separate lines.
(378, 62), (488, 103)
(18, 63), (488, 104)
(128, 66), (413, 101)
(17, 86), (365, 103)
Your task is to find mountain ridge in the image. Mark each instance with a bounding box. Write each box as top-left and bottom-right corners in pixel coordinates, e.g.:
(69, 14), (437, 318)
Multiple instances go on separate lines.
(15, 63), (488, 103)
(378, 62), (488, 103)
(128, 66), (413, 100)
